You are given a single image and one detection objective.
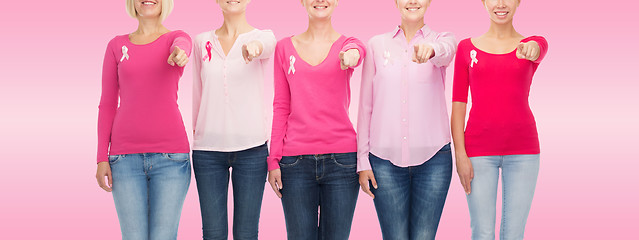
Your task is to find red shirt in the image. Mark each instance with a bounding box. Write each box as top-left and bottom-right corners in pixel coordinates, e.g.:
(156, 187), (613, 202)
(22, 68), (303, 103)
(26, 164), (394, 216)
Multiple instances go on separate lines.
(452, 36), (548, 157)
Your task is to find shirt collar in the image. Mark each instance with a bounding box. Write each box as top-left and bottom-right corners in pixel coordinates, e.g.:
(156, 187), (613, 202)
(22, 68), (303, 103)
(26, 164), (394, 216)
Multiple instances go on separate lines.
(391, 25), (432, 40)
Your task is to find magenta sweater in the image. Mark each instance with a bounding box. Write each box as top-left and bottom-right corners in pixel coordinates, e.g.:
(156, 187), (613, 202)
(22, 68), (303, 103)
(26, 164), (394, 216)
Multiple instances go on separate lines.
(97, 31), (192, 163)
(268, 35), (366, 170)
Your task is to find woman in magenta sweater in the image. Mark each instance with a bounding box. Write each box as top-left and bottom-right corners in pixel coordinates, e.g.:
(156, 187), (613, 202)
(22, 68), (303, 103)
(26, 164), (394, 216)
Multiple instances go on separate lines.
(451, 0), (548, 239)
(266, 0), (366, 239)
(94, 0), (191, 239)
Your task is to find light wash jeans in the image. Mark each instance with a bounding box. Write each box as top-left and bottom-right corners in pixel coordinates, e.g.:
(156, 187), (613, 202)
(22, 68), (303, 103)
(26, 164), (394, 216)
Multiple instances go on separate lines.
(109, 153), (191, 240)
(467, 154), (540, 240)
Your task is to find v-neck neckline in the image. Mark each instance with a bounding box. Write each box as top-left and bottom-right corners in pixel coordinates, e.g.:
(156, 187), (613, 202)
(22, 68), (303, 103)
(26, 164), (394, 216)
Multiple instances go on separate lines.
(289, 35), (344, 67)
(213, 29), (257, 58)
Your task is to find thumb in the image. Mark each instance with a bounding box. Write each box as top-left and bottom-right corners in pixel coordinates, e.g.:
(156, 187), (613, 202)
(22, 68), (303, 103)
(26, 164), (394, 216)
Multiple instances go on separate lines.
(414, 44), (420, 53)
(339, 51), (345, 61)
(370, 175), (378, 189)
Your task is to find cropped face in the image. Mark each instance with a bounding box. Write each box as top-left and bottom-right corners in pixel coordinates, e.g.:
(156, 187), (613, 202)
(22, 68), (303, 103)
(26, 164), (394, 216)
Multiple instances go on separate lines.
(396, 0), (430, 22)
(483, 0), (520, 24)
(217, 0), (250, 14)
(135, 0), (162, 18)
(301, 0), (338, 20)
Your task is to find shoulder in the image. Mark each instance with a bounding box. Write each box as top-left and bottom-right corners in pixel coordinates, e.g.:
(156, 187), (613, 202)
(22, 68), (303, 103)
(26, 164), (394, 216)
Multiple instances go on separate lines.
(274, 37), (292, 56)
(106, 34), (128, 50)
(169, 30), (192, 41)
(194, 30), (215, 45)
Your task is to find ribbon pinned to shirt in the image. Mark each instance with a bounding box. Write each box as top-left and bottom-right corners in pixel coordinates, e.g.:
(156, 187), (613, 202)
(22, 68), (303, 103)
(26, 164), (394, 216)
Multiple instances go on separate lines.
(288, 55), (296, 75)
(384, 50), (391, 66)
(470, 50), (478, 68)
(120, 46), (129, 62)
(203, 41), (213, 62)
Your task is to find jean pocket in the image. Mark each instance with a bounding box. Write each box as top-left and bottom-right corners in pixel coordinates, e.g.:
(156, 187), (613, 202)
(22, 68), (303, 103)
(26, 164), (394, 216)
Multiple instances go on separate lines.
(164, 153), (190, 161)
(279, 156), (301, 168)
(108, 154), (123, 165)
(332, 153), (357, 168)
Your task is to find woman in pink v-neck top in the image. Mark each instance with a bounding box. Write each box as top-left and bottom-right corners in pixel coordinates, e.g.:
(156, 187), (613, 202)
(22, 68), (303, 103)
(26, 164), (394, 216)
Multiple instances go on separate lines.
(268, 35), (364, 171)
(266, 1), (366, 239)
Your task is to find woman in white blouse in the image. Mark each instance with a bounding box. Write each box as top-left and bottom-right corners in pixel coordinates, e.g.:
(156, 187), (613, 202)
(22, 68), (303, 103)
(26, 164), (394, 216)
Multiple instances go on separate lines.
(191, 0), (276, 239)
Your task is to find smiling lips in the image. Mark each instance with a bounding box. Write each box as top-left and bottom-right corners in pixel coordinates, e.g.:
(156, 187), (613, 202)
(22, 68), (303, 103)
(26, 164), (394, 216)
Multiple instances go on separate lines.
(406, 7), (421, 12)
(141, 1), (156, 5)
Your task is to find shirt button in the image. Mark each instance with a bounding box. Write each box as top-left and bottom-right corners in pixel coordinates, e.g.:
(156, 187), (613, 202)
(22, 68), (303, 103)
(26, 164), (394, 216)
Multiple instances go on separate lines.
(402, 118), (406, 122)
(402, 100), (406, 104)
(403, 137), (407, 140)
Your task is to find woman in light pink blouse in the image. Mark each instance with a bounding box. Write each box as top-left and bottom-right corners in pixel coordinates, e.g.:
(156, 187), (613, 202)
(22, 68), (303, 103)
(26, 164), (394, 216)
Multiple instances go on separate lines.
(266, 0), (366, 239)
(357, 0), (456, 239)
(191, 0), (276, 239)
(95, 0), (191, 239)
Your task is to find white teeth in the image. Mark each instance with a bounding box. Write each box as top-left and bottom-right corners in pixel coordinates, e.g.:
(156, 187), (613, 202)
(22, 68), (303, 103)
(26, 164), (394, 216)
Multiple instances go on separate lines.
(314, 6), (327, 9)
(496, 12), (507, 16)
(406, 7), (420, 11)
(142, 2), (155, 5)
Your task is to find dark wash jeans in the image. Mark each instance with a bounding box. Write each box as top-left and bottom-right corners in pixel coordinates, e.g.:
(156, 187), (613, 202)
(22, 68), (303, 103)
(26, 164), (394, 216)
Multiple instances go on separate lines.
(192, 143), (268, 240)
(370, 143), (453, 240)
(279, 152), (359, 240)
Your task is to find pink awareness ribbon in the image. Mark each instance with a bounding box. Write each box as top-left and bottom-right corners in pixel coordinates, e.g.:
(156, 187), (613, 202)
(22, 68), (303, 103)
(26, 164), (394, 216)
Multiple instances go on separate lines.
(203, 41), (213, 62)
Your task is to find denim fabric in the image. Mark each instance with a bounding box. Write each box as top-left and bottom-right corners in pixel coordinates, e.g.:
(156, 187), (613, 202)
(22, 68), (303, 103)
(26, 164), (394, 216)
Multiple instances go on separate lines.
(279, 152), (359, 240)
(192, 143), (268, 240)
(467, 154), (540, 240)
(109, 152), (191, 240)
(370, 143), (452, 240)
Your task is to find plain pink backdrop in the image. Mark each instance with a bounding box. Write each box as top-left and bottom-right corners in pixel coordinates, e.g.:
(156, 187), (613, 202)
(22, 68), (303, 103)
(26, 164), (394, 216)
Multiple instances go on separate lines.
(1, 0), (637, 239)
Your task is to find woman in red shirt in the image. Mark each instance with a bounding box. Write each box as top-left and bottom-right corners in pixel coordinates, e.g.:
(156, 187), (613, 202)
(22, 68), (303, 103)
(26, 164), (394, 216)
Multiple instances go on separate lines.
(451, 0), (548, 239)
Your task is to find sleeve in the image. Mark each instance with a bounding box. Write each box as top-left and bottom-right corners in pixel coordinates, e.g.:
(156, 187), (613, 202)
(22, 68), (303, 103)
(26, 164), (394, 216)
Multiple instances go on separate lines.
(452, 41), (470, 103)
(427, 31), (457, 68)
(357, 38), (376, 172)
(267, 42), (291, 171)
(254, 30), (277, 60)
(192, 37), (202, 130)
(96, 39), (119, 163)
(171, 30), (193, 58)
(341, 36), (367, 68)
(521, 36), (548, 64)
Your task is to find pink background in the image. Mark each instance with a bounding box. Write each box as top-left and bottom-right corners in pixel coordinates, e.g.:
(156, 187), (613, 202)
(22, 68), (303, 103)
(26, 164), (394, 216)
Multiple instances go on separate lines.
(1, 0), (638, 239)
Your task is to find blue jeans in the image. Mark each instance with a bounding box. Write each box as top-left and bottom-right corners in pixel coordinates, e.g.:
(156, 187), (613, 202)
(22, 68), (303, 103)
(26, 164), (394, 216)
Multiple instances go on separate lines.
(370, 143), (453, 240)
(467, 154), (540, 240)
(192, 143), (268, 240)
(279, 152), (359, 240)
(109, 153), (191, 240)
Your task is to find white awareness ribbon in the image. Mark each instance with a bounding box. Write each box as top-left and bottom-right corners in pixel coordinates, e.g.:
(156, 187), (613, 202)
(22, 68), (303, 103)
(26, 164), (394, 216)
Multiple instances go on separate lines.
(120, 46), (129, 62)
(384, 50), (391, 66)
(288, 55), (296, 75)
(470, 50), (478, 68)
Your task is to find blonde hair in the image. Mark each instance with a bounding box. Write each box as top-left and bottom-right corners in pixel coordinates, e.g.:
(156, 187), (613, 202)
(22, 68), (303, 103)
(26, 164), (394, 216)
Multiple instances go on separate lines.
(126, 0), (174, 22)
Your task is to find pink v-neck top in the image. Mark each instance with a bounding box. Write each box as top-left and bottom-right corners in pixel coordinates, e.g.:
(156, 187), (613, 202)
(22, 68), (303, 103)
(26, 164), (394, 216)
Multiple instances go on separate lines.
(97, 30), (192, 163)
(452, 36), (548, 157)
(268, 35), (366, 170)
